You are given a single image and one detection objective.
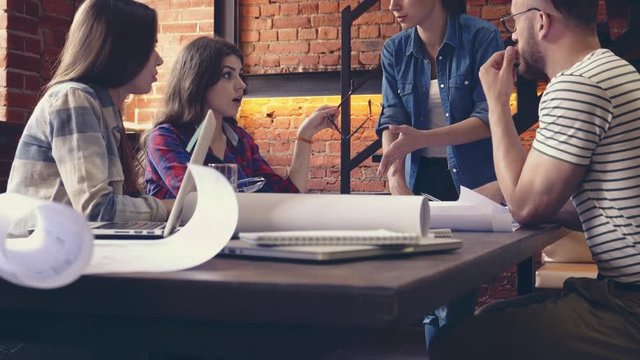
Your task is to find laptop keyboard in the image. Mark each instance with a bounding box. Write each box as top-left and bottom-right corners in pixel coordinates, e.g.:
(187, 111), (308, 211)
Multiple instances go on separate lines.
(93, 221), (165, 230)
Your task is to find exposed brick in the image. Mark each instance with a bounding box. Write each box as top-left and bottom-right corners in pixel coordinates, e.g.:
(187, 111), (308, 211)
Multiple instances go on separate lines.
(358, 25), (380, 38)
(269, 42), (309, 54)
(311, 14), (340, 28)
(260, 4), (279, 17)
(299, 3), (318, 15)
(310, 40), (341, 54)
(277, 29), (297, 41)
(359, 52), (380, 66)
(318, 1), (339, 13)
(482, 4), (511, 20)
(298, 28), (317, 40)
(279, 3), (298, 16)
(241, 5), (260, 18)
(318, 27), (338, 40)
(299, 55), (319, 67)
(259, 29), (277, 42)
(273, 17), (310, 29)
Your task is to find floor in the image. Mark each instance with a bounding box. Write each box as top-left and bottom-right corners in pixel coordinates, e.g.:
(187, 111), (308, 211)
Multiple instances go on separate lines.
(324, 326), (428, 360)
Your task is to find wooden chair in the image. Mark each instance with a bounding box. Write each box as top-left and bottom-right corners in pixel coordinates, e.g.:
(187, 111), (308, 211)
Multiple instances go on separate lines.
(535, 231), (598, 289)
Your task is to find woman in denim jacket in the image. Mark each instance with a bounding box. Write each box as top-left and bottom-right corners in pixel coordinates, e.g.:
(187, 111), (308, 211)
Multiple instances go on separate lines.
(375, 0), (505, 350)
(376, 0), (504, 201)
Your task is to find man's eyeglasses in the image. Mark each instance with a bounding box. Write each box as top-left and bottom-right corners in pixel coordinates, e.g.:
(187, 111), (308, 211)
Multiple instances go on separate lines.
(500, 7), (541, 34)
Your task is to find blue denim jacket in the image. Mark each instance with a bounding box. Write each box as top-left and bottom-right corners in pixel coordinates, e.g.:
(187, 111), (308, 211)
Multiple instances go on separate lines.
(376, 14), (504, 191)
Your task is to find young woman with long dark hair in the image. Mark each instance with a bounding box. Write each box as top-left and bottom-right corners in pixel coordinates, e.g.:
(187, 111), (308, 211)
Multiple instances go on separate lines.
(8, 0), (173, 223)
(144, 37), (337, 198)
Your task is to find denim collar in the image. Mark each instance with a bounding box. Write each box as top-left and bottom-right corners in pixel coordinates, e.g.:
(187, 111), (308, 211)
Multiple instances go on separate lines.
(405, 13), (459, 58)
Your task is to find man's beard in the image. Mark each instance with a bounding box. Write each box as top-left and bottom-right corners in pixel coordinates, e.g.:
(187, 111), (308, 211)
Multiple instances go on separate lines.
(517, 34), (547, 80)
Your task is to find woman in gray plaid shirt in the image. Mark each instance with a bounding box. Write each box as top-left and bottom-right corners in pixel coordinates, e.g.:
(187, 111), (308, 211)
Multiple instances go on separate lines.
(7, 0), (173, 225)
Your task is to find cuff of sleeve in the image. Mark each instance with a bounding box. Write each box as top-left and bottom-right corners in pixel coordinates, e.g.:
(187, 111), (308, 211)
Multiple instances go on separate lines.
(470, 111), (490, 128)
(376, 107), (409, 137)
(146, 195), (169, 222)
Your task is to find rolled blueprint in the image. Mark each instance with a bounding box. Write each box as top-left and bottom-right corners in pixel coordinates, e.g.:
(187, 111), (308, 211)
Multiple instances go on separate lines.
(0, 193), (93, 289)
(87, 164), (237, 273)
(235, 193), (430, 236)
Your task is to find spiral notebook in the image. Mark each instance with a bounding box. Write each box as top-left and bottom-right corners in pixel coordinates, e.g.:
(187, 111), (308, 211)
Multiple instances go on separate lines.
(238, 229), (452, 246)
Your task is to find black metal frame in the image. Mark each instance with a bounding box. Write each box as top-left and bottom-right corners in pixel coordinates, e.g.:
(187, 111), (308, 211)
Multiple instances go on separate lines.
(339, 0), (382, 194)
(214, 0), (239, 45)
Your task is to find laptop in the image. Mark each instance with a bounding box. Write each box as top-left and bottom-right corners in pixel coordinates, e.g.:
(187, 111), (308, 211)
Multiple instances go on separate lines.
(91, 110), (216, 239)
(220, 237), (463, 262)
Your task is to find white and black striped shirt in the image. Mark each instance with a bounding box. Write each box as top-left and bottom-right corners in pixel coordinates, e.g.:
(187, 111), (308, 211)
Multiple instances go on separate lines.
(533, 49), (640, 284)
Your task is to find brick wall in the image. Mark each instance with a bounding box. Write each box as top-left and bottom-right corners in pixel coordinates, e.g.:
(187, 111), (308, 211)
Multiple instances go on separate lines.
(0, 0), (76, 123)
(240, 0), (400, 74)
(238, 94), (386, 192)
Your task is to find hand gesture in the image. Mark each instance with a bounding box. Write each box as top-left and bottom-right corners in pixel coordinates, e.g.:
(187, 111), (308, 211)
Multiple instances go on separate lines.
(377, 125), (427, 177)
(298, 105), (339, 139)
(479, 46), (519, 106)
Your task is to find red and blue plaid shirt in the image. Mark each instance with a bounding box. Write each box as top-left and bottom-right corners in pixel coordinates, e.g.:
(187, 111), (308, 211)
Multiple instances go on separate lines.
(145, 119), (299, 199)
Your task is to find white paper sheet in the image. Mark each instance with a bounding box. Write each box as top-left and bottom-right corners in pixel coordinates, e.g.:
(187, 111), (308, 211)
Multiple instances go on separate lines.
(430, 187), (515, 232)
(86, 164), (237, 274)
(235, 193), (430, 236)
(0, 193), (93, 289)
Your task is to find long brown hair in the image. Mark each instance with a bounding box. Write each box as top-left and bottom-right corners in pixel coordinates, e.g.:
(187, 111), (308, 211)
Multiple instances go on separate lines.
(155, 37), (243, 129)
(48, 0), (158, 196)
(140, 37), (243, 164)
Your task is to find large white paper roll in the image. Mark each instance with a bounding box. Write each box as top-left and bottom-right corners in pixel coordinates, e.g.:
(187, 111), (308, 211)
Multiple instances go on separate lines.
(87, 164), (238, 274)
(0, 193), (93, 289)
(236, 193), (430, 236)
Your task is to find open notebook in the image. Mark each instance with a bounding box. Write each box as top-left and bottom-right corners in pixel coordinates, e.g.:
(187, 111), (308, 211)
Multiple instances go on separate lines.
(239, 229), (453, 246)
(222, 236), (462, 261)
(91, 110), (217, 239)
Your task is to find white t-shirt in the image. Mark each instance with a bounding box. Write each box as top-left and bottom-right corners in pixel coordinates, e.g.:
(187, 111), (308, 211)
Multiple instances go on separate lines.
(533, 49), (640, 284)
(421, 79), (447, 158)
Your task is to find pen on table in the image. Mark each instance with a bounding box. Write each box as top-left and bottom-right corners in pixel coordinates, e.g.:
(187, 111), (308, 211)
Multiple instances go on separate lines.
(421, 193), (441, 202)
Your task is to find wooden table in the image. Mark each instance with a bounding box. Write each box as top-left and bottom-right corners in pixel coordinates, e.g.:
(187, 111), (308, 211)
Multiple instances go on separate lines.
(0, 226), (566, 359)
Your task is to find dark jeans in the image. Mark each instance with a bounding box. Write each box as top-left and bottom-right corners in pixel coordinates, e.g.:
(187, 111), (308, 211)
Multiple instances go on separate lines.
(413, 156), (473, 349)
(412, 157), (458, 201)
(430, 277), (640, 360)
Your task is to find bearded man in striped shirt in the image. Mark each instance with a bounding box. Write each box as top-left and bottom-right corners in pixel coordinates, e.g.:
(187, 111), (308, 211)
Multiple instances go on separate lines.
(429, 0), (640, 359)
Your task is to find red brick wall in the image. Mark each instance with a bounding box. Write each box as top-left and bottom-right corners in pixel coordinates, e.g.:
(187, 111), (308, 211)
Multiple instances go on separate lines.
(240, 0), (400, 74)
(0, 0), (76, 123)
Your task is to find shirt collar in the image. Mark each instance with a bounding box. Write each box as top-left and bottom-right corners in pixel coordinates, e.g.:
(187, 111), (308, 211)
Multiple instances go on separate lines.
(222, 119), (239, 147)
(88, 84), (121, 131)
(406, 13), (460, 57)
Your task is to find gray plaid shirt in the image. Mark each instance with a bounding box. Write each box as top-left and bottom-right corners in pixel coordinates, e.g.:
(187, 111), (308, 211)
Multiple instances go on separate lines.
(8, 82), (167, 222)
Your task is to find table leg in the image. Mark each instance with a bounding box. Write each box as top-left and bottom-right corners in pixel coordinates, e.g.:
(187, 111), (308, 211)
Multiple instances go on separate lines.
(517, 256), (535, 295)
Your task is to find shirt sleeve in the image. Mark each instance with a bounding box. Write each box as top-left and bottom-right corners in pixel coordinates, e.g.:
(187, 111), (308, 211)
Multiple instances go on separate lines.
(469, 26), (505, 126)
(376, 39), (411, 137)
(50, 87), (167, 222)
(532, 74), (613, 166)
(239, 129), (299, 193)
(145, 126), (191, 198)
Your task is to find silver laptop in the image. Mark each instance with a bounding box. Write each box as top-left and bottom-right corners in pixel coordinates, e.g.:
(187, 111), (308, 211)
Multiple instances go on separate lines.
(220, 237), (463, 261)
(91, 110), (216, 239)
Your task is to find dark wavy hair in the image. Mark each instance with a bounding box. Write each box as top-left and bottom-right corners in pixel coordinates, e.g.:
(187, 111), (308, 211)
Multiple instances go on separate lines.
(140, 37), (243, 174)
(152, 37), (243, 129)
(550, 0), (599, 30)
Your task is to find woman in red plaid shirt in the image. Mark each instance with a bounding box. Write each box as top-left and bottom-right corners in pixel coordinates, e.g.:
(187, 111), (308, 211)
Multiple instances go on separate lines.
(144, 37), (338, 199)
